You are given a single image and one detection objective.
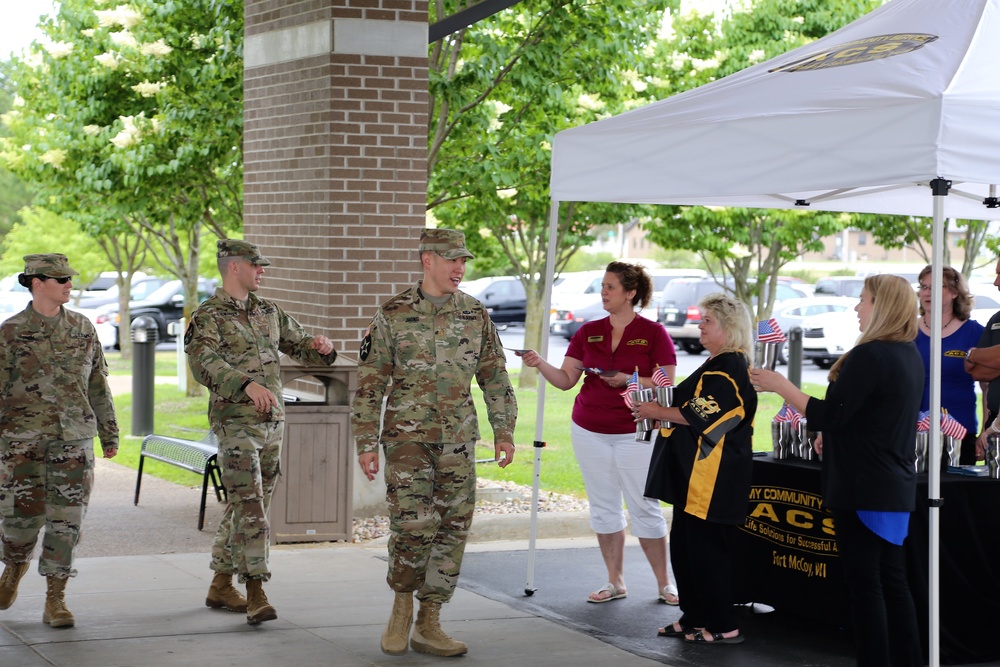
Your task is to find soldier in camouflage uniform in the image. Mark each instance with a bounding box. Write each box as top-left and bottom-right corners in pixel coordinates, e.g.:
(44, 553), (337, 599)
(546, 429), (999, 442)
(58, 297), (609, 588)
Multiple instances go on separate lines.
(0, 254), (118, 628)
(185, 239), (336, 626)
(352, 228), (517, 657)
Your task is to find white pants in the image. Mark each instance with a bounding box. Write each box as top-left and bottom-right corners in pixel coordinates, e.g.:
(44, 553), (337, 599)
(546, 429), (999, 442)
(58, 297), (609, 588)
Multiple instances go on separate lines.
(571, 421), (667, 539)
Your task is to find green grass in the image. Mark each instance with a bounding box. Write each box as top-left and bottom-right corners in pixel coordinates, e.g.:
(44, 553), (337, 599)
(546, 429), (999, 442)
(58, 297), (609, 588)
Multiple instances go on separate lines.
(107, 351), (183, 377)
(109, 363), (824, 499)
(113, 384), (211, 487)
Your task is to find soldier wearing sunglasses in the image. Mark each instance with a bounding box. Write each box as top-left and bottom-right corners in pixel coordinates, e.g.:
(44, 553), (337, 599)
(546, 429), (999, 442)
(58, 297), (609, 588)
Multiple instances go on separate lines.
(0, 254), (119, 628)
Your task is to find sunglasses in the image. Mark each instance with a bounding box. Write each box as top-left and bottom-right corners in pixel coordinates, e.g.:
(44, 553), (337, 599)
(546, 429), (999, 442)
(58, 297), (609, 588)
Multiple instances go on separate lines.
(37, 275), (72, 284)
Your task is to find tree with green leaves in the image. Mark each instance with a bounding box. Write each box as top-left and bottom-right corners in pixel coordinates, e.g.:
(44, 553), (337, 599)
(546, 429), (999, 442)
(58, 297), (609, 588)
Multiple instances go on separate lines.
(853, 214), (994, 277)
(0, 206), (106, 283)
(645, 207), (849, 318)
(1, 0), (242, 390)
(0, 65), (35, 244)
(429, 0), (676, 387)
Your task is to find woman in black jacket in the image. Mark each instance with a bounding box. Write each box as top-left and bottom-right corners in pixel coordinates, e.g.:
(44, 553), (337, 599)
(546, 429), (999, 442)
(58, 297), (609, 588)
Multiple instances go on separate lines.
(752, 274), (923, 667)
(636, 292), (757, 645)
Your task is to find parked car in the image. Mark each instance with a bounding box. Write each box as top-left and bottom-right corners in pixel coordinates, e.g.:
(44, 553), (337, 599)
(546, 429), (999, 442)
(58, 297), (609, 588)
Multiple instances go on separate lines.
(0, 274), (32, 325)
(65, 304), (117, 349)
(550, 298), (610, 339)
(75, 275), (170, 310)
(971, 286), (1000, 326)
(104, 278), (217, 347)
(0, 292), (32, 325)
(771, 296), (857, 364)
(552, 268), (706, 339)
(463, 276), (526, 330)
(801, 309), (860, 368)
(813, 276), (866, 298)
(656, 277), (811, 354)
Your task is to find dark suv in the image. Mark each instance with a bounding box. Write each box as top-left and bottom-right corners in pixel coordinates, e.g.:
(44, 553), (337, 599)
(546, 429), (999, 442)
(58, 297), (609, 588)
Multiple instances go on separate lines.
(104, 278), (217, 347)
(657, 278), (810, 354)
(657, 278), (736, 354)
(463, 276), (526, 329)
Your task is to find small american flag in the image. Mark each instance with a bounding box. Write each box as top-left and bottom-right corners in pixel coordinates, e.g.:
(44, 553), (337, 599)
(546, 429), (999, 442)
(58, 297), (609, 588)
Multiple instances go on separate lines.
(757, 318), (786, 343)
(622, 368), (640, 409)
(940, 413), (968, 440)
(790, 408), (803, 430)
(916, 411), (931, 432)
(652, 366), (672, 387)
(773, 403), (794, 423)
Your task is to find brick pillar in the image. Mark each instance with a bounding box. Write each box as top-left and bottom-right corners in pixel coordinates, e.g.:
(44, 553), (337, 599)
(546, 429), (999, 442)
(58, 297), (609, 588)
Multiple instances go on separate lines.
(243, 1), (428, 353)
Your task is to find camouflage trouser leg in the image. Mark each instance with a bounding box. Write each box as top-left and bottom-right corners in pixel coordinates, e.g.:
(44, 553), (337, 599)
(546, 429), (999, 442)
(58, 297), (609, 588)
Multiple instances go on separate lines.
(210, 421), (282, 583)
(0, 438), (94, 578)
(384, 440), (476, 604)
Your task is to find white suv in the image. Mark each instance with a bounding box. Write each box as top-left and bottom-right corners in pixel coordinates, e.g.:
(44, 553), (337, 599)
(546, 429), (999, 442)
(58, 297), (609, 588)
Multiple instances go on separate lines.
(800, 309), (860, 369)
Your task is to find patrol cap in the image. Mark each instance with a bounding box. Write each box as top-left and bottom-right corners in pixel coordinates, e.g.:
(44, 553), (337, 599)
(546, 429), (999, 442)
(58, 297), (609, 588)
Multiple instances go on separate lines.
(22, 253), (79, 277)
(217, 239), (271, 266)
(418, 228), (475, 260)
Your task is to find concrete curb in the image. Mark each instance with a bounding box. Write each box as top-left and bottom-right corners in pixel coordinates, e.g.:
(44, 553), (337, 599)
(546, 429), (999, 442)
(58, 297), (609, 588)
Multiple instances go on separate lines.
(469, 506), (674, 543)
(470, 510), (594, 542)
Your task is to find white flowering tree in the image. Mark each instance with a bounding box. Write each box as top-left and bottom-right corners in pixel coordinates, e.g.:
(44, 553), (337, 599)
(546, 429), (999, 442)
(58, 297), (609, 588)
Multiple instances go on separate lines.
(0, 0), (241, 377)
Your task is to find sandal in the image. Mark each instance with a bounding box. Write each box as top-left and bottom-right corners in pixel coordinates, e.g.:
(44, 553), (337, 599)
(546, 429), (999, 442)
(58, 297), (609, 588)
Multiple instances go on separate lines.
(656, 621), (689, 638)
(587, 582), (627, 603)
(684, 629), (745, 645)
(658, 583), (680, 606)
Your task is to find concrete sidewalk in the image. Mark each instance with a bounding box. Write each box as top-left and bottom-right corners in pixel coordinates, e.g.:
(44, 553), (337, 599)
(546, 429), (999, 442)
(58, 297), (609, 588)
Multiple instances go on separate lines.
(1, 542), (667, 667)
(4, 459), (664, 666)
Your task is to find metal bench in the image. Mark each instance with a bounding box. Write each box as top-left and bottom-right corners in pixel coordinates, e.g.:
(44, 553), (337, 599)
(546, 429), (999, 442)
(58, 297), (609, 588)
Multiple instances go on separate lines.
(133, 432), (227, 530)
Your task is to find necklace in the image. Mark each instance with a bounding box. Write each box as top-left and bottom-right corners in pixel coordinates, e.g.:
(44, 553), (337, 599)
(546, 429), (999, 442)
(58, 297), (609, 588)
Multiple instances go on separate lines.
(923, 314), (954, 330)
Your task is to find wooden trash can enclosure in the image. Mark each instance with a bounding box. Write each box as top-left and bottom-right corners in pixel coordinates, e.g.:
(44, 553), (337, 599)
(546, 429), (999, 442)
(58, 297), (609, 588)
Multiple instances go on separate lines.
(272, 356), (358, 544)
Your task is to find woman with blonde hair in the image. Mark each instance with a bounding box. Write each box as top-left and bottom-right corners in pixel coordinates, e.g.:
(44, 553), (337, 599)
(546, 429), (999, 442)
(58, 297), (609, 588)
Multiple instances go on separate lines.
(752, 275), (923, 667)
(637, 292), (757, 644)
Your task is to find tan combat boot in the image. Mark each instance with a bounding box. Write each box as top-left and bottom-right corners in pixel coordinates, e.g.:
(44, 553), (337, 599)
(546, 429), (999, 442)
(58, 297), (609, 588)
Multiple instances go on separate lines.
(0, 561), (30, 610)
(410, 600), (468, 657)
(43, 576), (74, 628)
(205, 573), (248, 612)
(381, 591), (414, 656)
(245, 578), (277, 625)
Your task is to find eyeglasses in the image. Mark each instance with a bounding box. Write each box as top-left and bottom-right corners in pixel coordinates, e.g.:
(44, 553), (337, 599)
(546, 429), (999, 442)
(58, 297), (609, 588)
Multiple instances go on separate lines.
(37, 275), (72, 284)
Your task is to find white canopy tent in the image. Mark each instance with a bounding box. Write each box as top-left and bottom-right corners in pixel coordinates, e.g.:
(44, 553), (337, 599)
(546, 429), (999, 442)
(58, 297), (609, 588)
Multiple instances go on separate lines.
(529, 1), (1000, 665)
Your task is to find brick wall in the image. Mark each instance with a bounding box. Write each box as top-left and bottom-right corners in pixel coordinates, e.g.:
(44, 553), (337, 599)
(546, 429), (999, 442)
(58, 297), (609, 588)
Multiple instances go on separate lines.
(243, 1), (428, 354)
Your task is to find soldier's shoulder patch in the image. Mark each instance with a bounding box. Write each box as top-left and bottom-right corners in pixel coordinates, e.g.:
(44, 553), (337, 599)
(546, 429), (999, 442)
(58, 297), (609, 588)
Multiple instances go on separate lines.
(359, 327), (372, 361)
(184, 320), (195, 346)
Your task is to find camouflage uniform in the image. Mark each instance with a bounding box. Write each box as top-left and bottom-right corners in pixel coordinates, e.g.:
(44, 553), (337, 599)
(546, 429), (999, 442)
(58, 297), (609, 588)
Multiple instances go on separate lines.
(186, 282), (336, 583)
(0, 270), (117, 578)
(351, 279), (517, 603)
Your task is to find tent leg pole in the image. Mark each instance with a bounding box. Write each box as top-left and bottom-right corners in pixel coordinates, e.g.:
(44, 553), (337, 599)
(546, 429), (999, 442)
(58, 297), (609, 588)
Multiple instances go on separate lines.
(525, 198), (562, 595)
(928, 178), (949, 667)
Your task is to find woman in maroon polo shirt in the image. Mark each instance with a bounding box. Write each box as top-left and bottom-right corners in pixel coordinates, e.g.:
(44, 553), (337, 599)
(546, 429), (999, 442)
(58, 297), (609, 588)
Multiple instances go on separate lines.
(519, 261), (679, 606)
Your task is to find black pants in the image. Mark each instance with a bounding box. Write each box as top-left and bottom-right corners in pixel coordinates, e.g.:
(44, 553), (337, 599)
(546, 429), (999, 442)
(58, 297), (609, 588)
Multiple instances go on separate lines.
(832, 509), (923, 667)
(670, 509), (738, 634)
